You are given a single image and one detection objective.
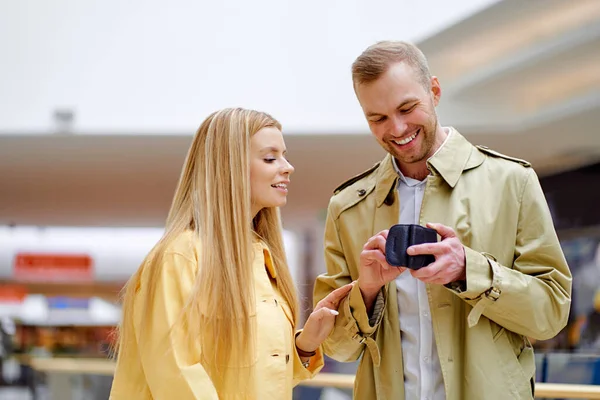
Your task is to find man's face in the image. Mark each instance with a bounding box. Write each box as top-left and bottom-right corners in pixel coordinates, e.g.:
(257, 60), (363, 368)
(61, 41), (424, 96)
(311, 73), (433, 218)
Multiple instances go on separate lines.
(355, 62), (441, 166)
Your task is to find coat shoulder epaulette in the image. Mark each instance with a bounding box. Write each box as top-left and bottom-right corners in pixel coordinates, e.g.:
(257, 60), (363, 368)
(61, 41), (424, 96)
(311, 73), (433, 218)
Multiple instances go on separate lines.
(333, 162), (380, 195)
(476, 145), (531, 167)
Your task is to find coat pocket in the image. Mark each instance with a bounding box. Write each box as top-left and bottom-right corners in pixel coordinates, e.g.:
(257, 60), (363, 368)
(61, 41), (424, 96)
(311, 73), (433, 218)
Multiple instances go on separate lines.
(493, 326), (534, 399)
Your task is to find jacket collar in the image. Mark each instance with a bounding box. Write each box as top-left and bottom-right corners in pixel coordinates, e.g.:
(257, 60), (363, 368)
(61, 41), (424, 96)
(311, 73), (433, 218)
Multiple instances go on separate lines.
(375, 128), (483, 207)
(427, 128), (484, 188)
(253, 240), (277, 279)
(375, 154), (399, 207)
(263, 248), (277, 279)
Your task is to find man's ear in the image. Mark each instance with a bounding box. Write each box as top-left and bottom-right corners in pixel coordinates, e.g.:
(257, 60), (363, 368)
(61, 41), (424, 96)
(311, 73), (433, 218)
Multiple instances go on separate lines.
(430, 76), (441, 107)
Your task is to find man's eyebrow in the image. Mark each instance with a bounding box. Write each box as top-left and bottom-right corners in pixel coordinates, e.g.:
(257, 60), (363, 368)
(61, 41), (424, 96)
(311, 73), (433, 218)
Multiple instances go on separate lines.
(397, 98), (419, 109)
(365, 98), (420, 117)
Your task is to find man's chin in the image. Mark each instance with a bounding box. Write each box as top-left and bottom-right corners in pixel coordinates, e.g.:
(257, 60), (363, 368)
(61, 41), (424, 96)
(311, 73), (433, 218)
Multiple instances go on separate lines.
(391, 150), (426, 165)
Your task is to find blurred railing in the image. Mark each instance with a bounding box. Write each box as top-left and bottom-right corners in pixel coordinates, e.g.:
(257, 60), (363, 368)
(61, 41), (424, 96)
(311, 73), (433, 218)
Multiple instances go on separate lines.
(25, 357), (600, 399)
(297, 373), (600, 399)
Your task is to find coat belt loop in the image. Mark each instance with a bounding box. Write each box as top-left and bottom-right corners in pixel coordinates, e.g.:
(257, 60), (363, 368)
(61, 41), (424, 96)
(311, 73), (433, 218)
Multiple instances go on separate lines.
(468, 258), (503, 327)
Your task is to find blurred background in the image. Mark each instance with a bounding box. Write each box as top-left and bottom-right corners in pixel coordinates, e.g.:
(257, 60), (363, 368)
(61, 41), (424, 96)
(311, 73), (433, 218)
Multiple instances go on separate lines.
(0, 0), (599, 399)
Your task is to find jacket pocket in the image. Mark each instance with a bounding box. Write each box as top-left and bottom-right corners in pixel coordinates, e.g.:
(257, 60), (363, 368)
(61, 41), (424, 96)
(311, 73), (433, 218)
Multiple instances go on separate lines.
(492, 326), (534, 399)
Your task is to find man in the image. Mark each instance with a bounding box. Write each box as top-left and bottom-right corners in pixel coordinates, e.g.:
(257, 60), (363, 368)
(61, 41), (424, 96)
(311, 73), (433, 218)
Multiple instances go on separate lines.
(313, 41), (572, 399)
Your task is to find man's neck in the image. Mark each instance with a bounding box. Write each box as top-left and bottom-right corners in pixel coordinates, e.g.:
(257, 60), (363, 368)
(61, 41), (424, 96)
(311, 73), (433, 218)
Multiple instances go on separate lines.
(396, 126), (449, 181)
(400, 165), (429, 181)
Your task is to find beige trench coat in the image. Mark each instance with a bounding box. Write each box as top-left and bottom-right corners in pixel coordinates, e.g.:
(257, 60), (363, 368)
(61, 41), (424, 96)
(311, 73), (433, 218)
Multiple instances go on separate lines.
(314, 129), (572, 399)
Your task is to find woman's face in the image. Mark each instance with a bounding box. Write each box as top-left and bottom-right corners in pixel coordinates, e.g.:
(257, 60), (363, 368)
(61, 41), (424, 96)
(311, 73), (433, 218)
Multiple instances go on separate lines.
(249, 126), (294, 217)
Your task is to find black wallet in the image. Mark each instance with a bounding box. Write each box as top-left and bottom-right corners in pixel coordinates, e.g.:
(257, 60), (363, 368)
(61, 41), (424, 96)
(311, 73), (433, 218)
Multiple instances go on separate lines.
(385, 224), (438, 269)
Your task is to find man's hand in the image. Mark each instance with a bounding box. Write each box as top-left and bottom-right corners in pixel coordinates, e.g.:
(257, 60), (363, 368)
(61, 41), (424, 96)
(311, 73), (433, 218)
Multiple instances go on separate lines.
(358, 230), (406, 311)
(407, 223), (466, 285)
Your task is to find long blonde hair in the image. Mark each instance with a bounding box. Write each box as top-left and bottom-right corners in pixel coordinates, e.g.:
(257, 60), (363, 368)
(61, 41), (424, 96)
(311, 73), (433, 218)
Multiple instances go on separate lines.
(113, 108), (299, 391)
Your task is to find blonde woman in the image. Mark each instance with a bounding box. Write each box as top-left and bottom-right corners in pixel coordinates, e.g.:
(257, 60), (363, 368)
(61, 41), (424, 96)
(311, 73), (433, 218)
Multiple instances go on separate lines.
(109, 108), (352, 399)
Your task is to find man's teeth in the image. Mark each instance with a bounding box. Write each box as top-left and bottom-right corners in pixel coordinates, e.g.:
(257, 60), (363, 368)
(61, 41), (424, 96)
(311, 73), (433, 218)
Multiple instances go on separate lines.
(272, 183), (287, 189)
(394, 131), (418, 145)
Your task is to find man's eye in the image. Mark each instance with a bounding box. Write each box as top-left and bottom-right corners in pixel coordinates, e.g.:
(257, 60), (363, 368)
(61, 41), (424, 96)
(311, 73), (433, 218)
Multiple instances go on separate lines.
(372, 116), (386, 123)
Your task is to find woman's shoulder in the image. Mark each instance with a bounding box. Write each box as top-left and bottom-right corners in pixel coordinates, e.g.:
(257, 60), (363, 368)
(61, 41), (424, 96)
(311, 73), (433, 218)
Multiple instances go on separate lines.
(162, 229), (202, 262)
(138, 230), (201, 283)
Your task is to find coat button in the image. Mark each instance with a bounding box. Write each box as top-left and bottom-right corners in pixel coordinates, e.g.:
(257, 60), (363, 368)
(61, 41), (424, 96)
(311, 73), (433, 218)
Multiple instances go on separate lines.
(357, 189), (366, 196)
(286, 354), (290, 363)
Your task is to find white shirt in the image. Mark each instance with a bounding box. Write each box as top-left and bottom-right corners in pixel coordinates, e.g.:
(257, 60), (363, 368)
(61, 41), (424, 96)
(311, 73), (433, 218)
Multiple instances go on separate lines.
(393, 131), (452, 400)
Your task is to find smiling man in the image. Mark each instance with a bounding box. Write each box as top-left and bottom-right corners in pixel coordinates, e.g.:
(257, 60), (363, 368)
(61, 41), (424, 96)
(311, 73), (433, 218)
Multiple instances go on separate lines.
(313, 41), (572, 399)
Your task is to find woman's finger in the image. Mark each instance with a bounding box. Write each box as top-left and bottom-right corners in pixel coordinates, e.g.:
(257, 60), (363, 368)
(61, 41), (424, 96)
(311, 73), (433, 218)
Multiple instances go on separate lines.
(308, 307), (338, 324)
(316, 282), (354, 310)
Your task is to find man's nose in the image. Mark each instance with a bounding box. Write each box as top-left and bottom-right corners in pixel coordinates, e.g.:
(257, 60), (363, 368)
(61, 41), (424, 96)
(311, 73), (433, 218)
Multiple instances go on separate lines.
(391, 115), (407, 137)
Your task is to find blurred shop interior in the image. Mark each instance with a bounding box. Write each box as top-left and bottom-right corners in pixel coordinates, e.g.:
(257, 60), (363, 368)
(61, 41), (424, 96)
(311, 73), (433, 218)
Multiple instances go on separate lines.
(1, 0), (600, 399)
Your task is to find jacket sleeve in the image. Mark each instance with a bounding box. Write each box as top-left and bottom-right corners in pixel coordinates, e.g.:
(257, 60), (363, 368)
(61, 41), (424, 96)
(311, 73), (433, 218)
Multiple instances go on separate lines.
(291, 329), (325, 387)
(135, 252), (219, 399)
(313, 203), (386, 363)
(450, 168), (572, 340)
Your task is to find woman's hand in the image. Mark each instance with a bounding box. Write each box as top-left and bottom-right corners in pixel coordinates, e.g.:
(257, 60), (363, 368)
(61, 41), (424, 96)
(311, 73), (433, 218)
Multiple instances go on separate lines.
(295, 282), (355, 352)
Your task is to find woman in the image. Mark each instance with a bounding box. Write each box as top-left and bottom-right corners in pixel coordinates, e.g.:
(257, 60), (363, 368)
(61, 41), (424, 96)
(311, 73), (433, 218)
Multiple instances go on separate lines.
(109, 108), (352, 399)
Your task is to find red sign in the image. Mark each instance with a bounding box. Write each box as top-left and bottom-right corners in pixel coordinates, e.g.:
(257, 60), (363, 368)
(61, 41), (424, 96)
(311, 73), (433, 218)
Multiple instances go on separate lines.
(0, 284), (27, 303)
(13, 253), (94, 282)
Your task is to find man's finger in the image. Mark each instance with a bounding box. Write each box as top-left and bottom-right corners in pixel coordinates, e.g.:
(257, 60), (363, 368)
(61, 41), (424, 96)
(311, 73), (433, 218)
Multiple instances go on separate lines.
(426, 222), (456, 240)
(384, 266), (406, 280)
(407, 242), (444, 256)
(363, 235), (387, 251)
(410, 261), (443, 280)
(361, 249), (388, 267)
(411, 261), (456, 284)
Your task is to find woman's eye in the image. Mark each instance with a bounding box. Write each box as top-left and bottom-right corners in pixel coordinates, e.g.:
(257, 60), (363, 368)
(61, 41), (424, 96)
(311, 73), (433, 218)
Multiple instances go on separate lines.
(264, 158), (276, 163)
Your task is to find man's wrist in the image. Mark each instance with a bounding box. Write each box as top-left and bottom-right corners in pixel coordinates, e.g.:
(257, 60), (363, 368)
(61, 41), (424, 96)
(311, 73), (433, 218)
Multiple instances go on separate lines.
(358, 281), (381, 312)
(459, 245), (467, 280)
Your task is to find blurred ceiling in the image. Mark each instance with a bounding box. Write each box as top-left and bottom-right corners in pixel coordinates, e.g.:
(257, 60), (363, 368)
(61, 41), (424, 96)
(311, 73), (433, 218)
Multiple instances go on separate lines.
(421, 0), (600, 136)
(1, 0), (599, 228)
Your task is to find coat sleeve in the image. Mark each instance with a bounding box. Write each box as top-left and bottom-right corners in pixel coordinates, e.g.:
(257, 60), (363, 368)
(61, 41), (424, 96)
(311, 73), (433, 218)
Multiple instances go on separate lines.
(134, 252), (219, 399)
(291, 329), (324, 387)
(450, 168), (572, 340)
(313, 202), (386, 363)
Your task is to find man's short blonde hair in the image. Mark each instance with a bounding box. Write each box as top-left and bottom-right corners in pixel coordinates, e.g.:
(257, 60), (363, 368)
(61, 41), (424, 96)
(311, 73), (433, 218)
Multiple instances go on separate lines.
(351, 40), (432, 89)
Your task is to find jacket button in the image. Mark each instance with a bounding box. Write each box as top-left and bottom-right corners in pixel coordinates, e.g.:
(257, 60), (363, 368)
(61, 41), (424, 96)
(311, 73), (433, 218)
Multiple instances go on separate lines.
(357, 189), (366, 196)
(286, 354), (290, 363)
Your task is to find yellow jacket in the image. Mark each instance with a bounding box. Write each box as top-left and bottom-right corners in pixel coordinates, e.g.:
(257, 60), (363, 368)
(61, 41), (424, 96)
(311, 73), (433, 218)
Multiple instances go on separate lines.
(110, 231), (323, 399)
(314, 129), (571, 399)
